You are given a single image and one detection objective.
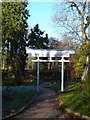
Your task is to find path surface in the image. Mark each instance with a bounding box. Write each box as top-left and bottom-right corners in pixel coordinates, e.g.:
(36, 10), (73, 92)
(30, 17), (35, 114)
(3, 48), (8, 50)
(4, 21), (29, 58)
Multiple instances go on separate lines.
(12, 86), (84, 119)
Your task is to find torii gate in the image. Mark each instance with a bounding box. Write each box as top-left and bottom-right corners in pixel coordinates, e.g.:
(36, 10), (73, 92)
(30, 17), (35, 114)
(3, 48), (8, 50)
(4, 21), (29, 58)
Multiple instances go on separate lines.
(27, 49), (75, 92)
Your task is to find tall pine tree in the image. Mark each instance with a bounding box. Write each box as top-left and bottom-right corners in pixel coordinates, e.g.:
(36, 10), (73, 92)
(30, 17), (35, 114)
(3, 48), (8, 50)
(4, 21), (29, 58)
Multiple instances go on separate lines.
(2, 1), (29, 84)
(28, 24), (49, 49)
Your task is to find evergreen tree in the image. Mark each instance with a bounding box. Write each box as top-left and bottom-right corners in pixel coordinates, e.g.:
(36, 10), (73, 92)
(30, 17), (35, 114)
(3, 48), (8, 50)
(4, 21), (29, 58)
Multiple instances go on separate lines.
(2, 2), (29, 84)
(28, 24), (49, 70)
(28, 24), (49, 49)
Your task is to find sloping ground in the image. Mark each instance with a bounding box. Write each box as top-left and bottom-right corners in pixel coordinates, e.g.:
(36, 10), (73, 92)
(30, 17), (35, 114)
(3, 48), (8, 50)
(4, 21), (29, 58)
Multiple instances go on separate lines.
(58, 82), (90, 119)
(2, 85), (38, 118)
(9, 86), (86, 119)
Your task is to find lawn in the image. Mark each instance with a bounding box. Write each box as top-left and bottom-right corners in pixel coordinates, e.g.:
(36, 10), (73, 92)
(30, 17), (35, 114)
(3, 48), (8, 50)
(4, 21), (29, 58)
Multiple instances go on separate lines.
(2, 85), (38, 118)
(58, 82), (90, 117)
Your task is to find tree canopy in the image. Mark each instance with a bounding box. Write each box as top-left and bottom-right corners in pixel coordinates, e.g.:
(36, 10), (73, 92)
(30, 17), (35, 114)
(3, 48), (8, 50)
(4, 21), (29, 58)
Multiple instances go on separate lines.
(28, 24), (49, 49)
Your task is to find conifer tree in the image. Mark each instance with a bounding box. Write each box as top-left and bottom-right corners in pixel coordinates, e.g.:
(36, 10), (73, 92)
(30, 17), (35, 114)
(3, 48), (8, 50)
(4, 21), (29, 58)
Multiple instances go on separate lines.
(28, 24), (49, 49)
(2, 1), (29, 84)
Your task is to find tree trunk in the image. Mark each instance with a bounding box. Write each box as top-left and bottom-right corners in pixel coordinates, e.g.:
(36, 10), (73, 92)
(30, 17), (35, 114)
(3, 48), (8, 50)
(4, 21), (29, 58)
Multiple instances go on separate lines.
(87, 40), (90, 79)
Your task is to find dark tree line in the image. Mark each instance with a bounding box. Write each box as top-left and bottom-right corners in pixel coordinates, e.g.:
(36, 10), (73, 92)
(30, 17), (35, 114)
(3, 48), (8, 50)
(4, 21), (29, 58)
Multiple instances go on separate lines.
(2, 2), (49, 85)
(2, 2), (30, 84)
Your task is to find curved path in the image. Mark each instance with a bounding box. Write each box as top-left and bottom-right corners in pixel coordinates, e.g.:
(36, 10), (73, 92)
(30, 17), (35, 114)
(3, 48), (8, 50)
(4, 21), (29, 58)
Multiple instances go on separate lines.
(12, 86), (85, 119)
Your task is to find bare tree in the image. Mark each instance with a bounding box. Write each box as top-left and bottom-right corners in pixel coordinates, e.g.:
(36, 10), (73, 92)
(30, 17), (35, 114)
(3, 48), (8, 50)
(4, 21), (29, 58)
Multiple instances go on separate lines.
(60, 33), (77, 49)
(48, 37), (59, 49)
(53, 0), (89, 43)
(53, 0), (90, 81)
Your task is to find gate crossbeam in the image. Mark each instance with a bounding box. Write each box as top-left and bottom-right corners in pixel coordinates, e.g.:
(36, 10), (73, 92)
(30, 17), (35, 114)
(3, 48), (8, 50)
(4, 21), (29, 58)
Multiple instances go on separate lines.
(32, 59), (69, 62)
(27, 49), (75, 92)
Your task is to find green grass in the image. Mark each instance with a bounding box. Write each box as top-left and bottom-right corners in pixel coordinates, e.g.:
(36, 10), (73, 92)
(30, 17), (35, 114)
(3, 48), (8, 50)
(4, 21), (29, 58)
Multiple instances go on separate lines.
(58, 82), (90, 117)
(2, 85), (38, 117)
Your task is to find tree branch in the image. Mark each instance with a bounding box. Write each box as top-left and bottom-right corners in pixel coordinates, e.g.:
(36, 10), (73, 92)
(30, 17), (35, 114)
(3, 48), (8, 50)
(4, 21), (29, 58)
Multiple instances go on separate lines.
(82, 0), (86, 13)
(69, 1), (82, 15)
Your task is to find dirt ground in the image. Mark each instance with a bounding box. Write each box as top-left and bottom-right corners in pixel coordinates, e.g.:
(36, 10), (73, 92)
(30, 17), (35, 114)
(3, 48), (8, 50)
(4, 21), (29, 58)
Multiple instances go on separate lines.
(11, 86), (85, 120)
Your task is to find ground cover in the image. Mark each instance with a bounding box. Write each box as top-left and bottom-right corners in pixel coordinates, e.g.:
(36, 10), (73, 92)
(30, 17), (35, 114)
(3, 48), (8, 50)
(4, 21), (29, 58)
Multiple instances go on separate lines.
(58, 82), (90, 117)
(2, 85), (38, 118)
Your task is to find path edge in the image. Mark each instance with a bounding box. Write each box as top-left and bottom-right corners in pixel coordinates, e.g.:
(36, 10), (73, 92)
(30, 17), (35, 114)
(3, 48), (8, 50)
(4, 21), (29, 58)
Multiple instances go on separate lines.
(58, 100), (90, 120)
(2, 93), (39, 120)
(64, 108), (90, 120)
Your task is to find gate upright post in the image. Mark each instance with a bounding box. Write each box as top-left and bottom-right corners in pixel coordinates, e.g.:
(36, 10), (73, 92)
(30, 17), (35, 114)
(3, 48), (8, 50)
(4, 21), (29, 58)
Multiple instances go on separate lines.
(37, 55), (39, 92)
(61, 57), (64, 92)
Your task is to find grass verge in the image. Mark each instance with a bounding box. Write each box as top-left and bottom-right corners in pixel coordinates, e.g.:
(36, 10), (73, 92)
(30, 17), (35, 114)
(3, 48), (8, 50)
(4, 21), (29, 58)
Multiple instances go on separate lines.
(58, 82), (90, 117)
(2, 85), (38, 118)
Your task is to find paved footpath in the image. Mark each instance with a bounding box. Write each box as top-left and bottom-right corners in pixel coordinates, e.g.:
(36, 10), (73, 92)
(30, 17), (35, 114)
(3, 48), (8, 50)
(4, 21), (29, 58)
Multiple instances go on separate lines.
(12, 87), (85, 120)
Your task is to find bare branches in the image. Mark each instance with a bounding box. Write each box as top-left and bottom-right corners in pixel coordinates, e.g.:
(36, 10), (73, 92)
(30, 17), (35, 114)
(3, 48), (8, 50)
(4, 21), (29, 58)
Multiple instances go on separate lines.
(82, 0), (87, 12)
(69, 1), (82, 15)
(52, 0), (89, 44)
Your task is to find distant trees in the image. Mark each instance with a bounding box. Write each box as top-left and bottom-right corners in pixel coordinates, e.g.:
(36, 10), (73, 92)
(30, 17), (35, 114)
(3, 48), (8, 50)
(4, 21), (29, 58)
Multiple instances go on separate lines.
(60, 34), (77, 49)
(2, 2), (29, 84)
(48, 35), (76, 50)
(48, 37), (59, 49)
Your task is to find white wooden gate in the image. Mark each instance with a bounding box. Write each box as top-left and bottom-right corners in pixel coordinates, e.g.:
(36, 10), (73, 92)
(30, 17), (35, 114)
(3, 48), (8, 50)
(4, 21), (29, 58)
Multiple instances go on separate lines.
(27, 49), (75, 92)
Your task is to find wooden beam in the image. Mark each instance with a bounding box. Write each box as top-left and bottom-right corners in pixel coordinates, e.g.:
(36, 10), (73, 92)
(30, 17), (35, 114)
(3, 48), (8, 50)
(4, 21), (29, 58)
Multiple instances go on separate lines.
(27, 49), (75, 58)
(32, 59), (69, 63)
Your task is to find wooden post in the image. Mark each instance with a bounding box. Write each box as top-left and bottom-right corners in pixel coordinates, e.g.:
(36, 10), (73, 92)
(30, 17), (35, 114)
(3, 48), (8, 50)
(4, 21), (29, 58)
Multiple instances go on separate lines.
(61, 57), (64, 92)
(37, 55), (39, 92)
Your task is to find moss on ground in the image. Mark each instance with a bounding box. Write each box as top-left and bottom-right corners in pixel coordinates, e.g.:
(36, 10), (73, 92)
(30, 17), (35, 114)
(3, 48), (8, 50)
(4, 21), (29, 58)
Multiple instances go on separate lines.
(59, 82), (90, 117)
